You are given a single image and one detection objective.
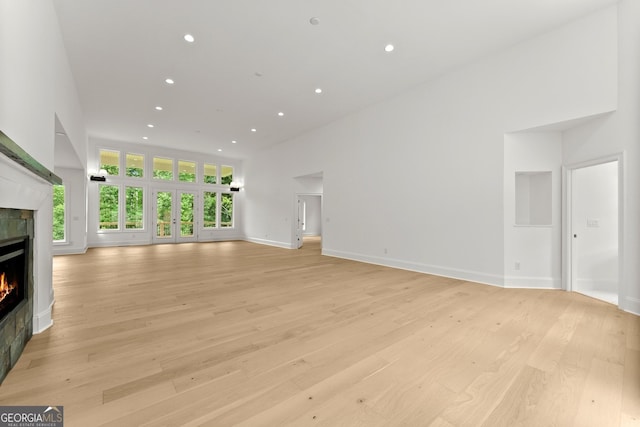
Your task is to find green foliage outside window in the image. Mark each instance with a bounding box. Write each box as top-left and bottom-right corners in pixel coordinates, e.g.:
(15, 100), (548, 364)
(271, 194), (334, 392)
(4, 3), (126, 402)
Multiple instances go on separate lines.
(203, 192), (216, 228)
(153, 170), (173, 180)
(181, 193), (195, 236)
(126, 167), (143, 178)
(102, 165), (119, 175)
(156, 191), (172, 237)
(53, 185), (65, 241)
(221, 193), (233, 227)
(179, 171), (196, 182)
(99, 185), (119, 229)
(125, 187), (144, 229)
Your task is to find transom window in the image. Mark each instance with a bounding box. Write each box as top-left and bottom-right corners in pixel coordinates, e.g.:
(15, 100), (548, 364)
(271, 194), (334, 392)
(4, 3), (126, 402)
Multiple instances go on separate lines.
(126, 153), (144, 178)
(204, 163), (217, 184)
(100, 150), (120, 175)
(153, 157), (173, 180)
(178, 160), (196, 182)
(221, 165), (233, 185)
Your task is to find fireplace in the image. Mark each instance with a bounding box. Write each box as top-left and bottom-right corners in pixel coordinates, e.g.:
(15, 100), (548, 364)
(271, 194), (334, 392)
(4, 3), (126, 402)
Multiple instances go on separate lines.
(0, 131), (58, 384)
(0, 209), (34, 384)
(0, 237), (27, 323)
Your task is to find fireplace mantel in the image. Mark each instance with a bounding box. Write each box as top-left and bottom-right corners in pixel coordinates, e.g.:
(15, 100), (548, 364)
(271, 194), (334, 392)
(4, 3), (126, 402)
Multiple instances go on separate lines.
(0, 131), (61, 185)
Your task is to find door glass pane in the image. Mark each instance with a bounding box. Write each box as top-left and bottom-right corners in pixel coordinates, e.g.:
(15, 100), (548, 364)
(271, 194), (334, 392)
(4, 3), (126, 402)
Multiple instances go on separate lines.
(221, 165), (233, 185)
(180, 193), (195, 237)
(100, 149), (120, 175)
(156, 191), (172, 237)
(221, 193), (233, 228)
(126, 153), (144, 178)
(53, 184), (65, 241)
(99, 184), (119, 230)
(178, 161), (196, 182)
(125, 186), (144, 229)
(153, 157), (173, 180)
(204, 163), (217, 184)
(203, 192), (216, 228)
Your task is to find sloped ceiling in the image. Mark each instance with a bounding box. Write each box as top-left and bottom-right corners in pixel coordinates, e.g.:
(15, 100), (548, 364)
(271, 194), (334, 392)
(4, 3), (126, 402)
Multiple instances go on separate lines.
(53, 0), (618, 159)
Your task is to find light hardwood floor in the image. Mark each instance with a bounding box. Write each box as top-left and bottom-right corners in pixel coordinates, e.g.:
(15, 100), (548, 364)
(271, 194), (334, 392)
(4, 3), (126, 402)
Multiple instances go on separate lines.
(0, 238), (638, 426)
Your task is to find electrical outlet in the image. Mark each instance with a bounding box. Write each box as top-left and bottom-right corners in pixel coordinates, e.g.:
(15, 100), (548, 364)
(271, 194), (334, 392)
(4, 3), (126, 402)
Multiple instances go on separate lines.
(514, 261), (521, 271)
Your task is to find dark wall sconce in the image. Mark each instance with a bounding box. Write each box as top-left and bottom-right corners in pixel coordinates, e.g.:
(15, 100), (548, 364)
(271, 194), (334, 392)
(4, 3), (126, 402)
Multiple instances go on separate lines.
(89, 169), (107, 181)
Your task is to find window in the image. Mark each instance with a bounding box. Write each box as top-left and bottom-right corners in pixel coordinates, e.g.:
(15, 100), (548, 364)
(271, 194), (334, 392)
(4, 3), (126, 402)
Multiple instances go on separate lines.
(100, 149), (120, 175)
(221, 193), (233, 227)
(126, 153), (144, 178)
(203, 192), (216, 228)
(178, 160), (196, 183)
(125, 186), (144, 229)
(221, 165), (233, 185)
(99, 184), (119, 230)
(153, 157), (173, 180)
(53, 184), (65, 241)
(204, 163), (217, 184)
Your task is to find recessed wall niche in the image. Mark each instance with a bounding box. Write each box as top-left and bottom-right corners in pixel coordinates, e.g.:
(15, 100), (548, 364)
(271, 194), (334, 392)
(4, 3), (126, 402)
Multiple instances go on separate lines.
(515, 171), (552, 226)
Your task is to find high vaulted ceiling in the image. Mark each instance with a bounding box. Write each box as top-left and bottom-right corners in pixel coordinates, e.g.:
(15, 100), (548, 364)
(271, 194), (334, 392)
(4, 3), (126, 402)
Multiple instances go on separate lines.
(53, 0), (618, 159)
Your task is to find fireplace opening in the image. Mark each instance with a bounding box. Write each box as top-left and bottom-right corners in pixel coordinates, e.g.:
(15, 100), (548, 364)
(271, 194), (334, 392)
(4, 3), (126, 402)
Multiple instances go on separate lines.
(0, 237), (27, 323)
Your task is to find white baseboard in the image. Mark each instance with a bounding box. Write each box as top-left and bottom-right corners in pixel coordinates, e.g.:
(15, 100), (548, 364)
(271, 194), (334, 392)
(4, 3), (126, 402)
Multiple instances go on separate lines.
(33, 300), (54, 334)
(322, 248), (504, 287)
(504, 276), (561, 289)
(623, 297), (640, 316)
(244, 237), (295, 249)
(52, 246), (88, 256)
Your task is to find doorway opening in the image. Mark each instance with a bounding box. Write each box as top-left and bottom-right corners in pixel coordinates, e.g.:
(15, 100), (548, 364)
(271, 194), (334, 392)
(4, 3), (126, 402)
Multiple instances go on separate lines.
(563, 154), (623, 306)
(293, 172), (324, 250)
(296, 194), (322, 249)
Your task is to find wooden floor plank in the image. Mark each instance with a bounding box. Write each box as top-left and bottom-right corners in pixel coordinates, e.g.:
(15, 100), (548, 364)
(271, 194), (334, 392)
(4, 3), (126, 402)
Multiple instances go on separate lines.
(0, 237), (635, 426)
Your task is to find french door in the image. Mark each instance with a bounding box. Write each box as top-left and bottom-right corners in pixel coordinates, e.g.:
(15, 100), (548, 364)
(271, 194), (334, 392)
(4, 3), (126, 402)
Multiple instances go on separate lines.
(152, 189), (198, 243)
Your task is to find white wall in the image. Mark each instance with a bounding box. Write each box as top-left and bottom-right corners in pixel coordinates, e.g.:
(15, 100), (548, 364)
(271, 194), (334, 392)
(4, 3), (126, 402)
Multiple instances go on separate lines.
(0, 0), (87, 332)
(504, 132), (562, 289)
(572, 161), (618, 292)
(245, 6), (618, 287)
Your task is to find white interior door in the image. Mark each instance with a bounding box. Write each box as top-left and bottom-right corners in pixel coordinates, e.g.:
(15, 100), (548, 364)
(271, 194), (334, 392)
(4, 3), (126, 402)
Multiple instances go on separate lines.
(570, 160), (619, 305)
(153, 189), (198, 244)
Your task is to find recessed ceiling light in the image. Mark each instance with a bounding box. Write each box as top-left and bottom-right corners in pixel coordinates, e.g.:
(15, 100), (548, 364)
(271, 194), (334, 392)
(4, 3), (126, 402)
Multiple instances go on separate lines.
(217, 148), (223, 152)
(315, 88), (323, 94)
(147, 124), (154, 128)
(251, 128), (257, 132)
(165, 78), (174, 85)
(278, 112), (284, 117)
(384, 44), (395, 52)
(142, 136), (148, 140)
(309, 17), (320, 25)
(184, 34), (195, 43)
(155, 106), (163, 111)
(232, 140), (237, 144)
